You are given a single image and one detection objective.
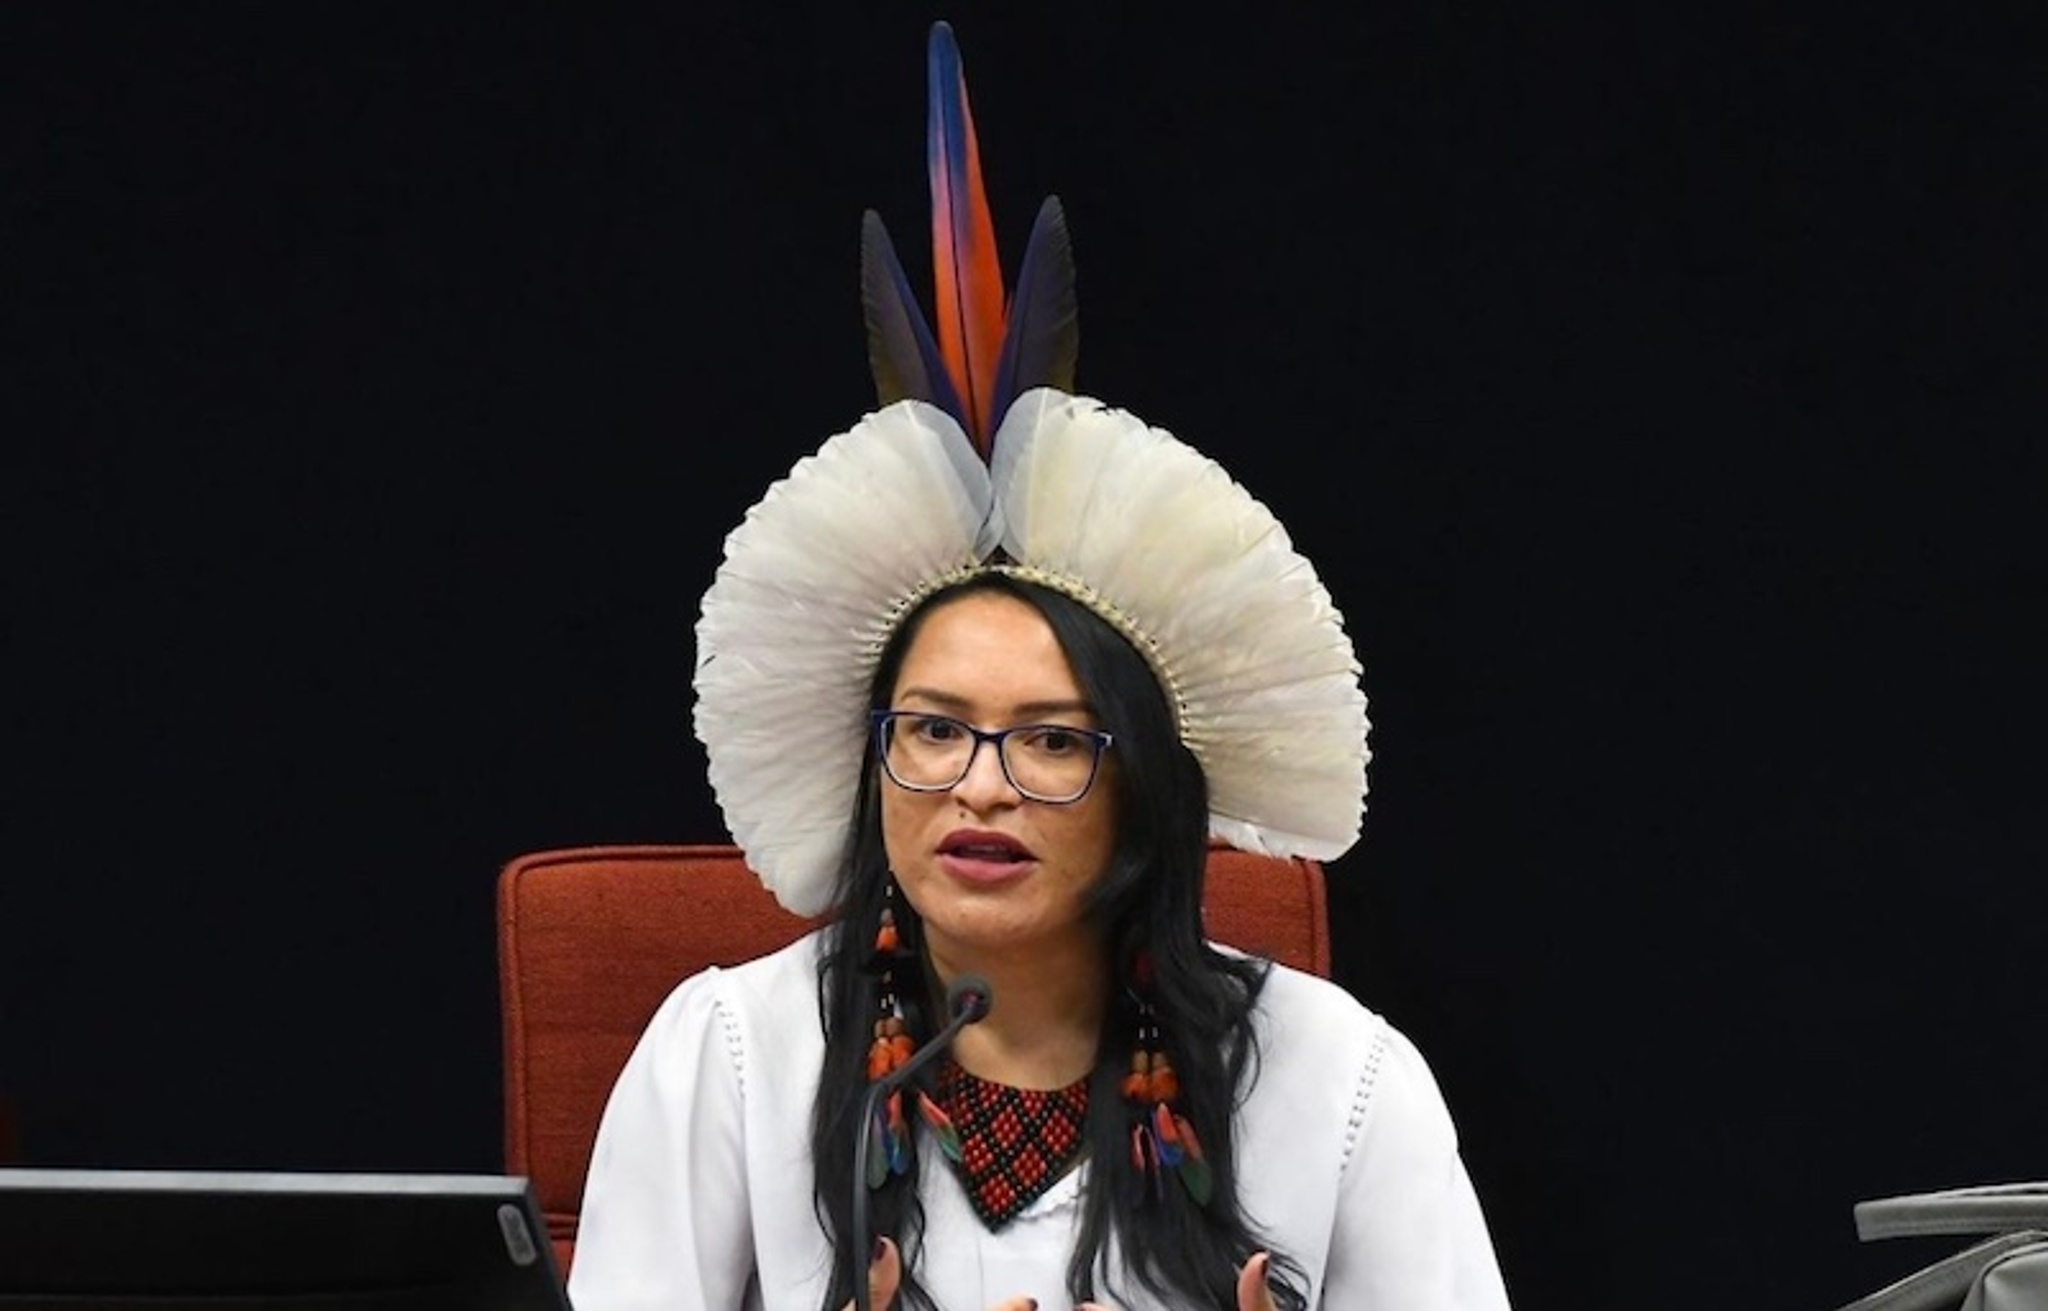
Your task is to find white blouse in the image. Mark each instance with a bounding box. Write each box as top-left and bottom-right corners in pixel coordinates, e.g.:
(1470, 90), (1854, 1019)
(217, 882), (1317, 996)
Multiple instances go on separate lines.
(570, 933), (1512, 1310)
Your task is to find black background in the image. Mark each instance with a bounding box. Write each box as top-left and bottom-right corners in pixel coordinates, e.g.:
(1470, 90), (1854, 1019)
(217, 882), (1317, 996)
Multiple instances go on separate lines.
(5, 6), (2044, 1309)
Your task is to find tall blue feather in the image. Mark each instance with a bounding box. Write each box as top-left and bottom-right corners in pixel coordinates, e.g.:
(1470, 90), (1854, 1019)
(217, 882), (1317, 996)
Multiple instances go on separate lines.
(989, 195), (1080, 427)
(860, 209), (965, 424)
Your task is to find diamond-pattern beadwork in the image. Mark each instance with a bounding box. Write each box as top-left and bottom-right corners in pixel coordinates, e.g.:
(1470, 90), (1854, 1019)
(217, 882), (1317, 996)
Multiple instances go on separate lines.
(938, 1061), (1089, 1229)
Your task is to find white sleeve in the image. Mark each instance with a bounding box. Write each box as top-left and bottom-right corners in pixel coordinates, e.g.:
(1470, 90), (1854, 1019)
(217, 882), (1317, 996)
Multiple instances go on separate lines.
(567, 967), (757, 1311)
(1322, 1023), (1514, 1310)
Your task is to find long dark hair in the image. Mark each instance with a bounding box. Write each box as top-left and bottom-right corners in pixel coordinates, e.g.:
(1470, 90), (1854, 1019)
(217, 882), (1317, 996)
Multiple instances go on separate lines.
(808, 574), (1308, 1310)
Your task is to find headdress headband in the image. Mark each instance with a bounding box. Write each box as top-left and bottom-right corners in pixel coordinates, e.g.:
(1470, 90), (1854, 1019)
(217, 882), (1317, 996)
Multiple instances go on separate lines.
(694, 23), (1370, 915)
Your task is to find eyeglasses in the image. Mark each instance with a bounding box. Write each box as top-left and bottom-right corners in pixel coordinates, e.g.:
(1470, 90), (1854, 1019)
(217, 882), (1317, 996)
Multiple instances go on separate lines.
(870, 710), (1115, 805)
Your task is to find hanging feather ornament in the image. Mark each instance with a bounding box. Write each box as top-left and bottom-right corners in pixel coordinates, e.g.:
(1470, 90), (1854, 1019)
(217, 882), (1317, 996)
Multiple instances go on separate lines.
(1152, 1101), (1185, 1168)
(915, 1090), (964, 1164)
(1174, 1112), (1215, 1206)
(862, 1088), (913, 1186)
(1129, 1123), (1160, 1208)
(860, 21), (1080, 459)
(1119, 950), (1214, 1208)
(859, 893), (919, 1188)
(864, 1105), (892, 1189)
(883, 1090), (911, 1174)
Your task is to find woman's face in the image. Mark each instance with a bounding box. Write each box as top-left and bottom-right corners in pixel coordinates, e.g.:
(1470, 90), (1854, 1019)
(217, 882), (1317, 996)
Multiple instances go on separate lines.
(880, 589), (1118, 969)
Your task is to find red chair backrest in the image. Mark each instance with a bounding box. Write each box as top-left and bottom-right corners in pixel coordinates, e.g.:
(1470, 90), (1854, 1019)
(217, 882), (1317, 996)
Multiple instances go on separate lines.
(497, 841), (1329, 1273)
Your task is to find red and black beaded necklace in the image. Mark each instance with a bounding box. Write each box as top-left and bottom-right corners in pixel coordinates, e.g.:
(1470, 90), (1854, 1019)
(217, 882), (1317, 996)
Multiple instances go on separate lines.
(917, 1060), (1090, 1230)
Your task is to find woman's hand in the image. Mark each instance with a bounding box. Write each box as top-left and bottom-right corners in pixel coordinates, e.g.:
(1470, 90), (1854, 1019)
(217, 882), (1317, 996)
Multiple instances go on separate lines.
(849, 1237), (1039, 1311)
(1234, 1252), (1277, 1311)
(1074, 1249), (1277, 1311)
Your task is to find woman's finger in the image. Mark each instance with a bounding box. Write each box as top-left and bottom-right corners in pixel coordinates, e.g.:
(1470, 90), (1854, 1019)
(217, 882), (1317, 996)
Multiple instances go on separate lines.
(1236, 1251), (1276, 1311)
(838, 1235), (903, 1311)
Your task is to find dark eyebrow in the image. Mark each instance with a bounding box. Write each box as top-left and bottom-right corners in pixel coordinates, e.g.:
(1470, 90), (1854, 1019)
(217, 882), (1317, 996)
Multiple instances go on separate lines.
(894, 688), (1098, 721)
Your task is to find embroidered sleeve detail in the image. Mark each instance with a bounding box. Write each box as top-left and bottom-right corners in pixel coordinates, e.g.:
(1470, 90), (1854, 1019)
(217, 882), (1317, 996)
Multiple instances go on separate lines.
(707, 969), (749, 1098)
(1337, 1016), (1390, 1177)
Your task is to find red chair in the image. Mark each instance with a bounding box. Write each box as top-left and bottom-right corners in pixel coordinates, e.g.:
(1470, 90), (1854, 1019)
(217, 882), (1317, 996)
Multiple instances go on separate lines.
(497, 841), (1329, 1275)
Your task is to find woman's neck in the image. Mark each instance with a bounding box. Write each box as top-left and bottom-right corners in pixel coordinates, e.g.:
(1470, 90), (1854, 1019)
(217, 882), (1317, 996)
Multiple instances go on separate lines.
(922, 931), (1111, 1091)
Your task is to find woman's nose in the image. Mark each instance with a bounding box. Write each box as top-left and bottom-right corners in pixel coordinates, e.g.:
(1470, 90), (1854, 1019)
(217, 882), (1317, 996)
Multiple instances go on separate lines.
(949, 737), (1022, 806)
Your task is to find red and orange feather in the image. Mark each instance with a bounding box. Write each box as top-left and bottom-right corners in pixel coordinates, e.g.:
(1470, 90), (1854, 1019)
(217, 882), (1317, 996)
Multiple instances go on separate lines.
(926, 21), (1008, 453)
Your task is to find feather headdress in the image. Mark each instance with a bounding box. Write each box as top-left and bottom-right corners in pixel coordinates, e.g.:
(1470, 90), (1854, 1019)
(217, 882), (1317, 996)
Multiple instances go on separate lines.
(694, 23), (1369, 915)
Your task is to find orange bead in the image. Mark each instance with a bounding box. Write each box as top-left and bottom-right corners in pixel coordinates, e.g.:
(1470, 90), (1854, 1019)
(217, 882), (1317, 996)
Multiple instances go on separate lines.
(1149, 1067), (1181, 1103)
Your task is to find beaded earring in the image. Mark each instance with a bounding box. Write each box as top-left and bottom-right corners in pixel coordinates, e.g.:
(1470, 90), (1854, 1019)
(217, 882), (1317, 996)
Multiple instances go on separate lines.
(863, 888), (917, 1187)
(1121, 950), (1213, 1207)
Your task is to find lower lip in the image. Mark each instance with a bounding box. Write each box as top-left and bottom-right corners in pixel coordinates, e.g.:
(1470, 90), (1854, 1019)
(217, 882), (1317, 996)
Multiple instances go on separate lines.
(937, 852), (1036, 886)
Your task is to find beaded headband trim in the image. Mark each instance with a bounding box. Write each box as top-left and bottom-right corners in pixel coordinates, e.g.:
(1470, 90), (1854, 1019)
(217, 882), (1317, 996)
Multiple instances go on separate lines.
(882, 560), (1191, 740)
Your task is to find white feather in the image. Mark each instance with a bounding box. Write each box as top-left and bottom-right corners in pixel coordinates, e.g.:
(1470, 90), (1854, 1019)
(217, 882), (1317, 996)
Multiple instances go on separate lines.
(694, 401), (993, 914)
(991, 389), (1370, 857)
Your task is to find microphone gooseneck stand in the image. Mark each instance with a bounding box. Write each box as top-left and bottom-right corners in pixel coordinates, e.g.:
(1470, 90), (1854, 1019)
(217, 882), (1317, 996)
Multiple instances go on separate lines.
(851, 974), (993, 1311)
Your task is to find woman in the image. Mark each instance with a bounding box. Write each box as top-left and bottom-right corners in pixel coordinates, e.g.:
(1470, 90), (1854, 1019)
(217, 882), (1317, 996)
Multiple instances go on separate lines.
(575, 568), (1511, 1310)
(569, 23), (1511, 1311)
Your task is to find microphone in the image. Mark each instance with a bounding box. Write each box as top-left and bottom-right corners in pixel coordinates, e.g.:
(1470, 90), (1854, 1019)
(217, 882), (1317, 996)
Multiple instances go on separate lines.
(851, 974), (993, 1311)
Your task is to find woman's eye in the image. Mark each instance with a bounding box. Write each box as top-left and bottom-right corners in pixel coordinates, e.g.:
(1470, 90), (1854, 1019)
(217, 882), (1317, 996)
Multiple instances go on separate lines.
(914, 716), (965, 743)
(1029, 728), (1084, 754)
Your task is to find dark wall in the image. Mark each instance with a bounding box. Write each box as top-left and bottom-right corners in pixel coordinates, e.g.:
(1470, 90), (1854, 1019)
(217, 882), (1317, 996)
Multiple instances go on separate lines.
(6, 8), (2042, 1310)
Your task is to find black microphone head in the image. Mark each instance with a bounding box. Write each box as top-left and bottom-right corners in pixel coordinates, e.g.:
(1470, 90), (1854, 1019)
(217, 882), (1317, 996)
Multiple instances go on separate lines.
(945, 974), (993, 1023)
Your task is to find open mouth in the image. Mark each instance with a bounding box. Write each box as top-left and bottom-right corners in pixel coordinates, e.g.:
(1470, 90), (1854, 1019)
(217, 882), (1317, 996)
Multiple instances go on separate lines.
(946, 845), (1026, 864)
(939, 832), (1035, 865)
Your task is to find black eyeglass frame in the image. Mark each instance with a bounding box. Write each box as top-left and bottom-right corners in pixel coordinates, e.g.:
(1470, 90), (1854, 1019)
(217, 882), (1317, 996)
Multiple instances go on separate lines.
(868, 709), (1115, 805)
